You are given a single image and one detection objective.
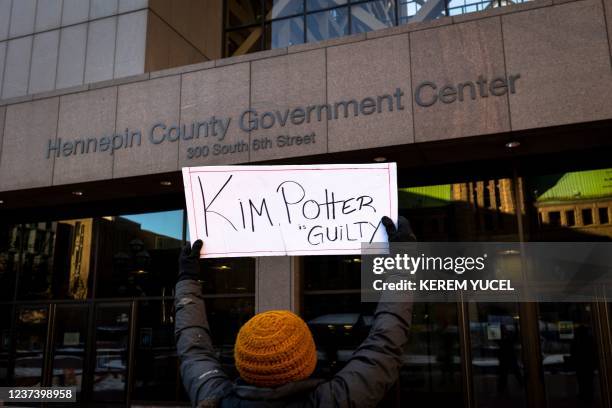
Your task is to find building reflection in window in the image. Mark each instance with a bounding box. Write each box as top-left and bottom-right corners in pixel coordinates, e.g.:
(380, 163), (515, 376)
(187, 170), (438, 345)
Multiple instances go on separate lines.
(96, 210), (183, 298)
(526, 168), (612, 241)
(14, 307), (48, 387)
(403, 177), (527, 407)
(17, 220), (94, 300)
(0, 223), (18, 301)
(524, 167), (610, 407)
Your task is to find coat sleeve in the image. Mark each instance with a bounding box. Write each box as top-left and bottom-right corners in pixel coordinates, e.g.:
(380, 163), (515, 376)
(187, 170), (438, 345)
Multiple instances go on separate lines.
(174, 279), (233, 407)
(310, 275), (413, 408)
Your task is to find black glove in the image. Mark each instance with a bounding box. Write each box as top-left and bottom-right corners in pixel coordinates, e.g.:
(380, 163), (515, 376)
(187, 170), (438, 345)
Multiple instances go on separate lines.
(382, 216), (417, 242)
(177, 239), (203, 282)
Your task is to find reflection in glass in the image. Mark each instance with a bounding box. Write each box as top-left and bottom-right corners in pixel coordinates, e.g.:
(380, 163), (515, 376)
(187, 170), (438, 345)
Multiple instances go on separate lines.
(267, 0), (304, 19)
(96, 211), (183, 297)
(266, 17), (305, 48)
(14, 307), (48, 387)
(51, 305), (88, 401)
(0, 306), (12, 385)
(303, 255), (368, 378)
(351, 0), (396, 34)
(469, 303), (526, 407)
(304, 255), (361, 292)
(526, 168), (612, 241)
(307, 7), (349, 42)
(206, 297), (255, 378)
(400, 303), (463, 406)
(398, 0), (422, 24)
(306, 0), (348, 11)
(133, 300), (181, 402)
(0, 223), (18, 301)
(18, 220), (94, 300)
(447, 0), (532, 17)
(199, 258), (256, 295)
(226, 26), (265, 57)
(226, 0), (264, 27)
(539, 304), (603, 407)
(93, 305), (130, 402)
(303, 292), (374, 377)
(399, 178), (520, 242)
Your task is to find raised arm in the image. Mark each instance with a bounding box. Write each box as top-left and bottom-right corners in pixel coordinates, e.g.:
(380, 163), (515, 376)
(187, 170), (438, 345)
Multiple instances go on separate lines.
(174, 240), (232, 407)
(311, 217), (415, 408)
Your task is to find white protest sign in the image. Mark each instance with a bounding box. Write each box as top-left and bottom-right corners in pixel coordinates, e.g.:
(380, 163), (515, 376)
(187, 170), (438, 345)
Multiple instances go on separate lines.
(182, 163), (397, 257)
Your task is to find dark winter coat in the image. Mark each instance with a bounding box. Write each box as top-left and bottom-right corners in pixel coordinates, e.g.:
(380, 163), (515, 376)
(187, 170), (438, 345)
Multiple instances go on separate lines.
(175, 277), (412, 408)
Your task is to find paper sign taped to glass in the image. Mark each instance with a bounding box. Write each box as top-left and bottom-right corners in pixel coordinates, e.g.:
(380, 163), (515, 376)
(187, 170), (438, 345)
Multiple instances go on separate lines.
(182, 163), (398, 258)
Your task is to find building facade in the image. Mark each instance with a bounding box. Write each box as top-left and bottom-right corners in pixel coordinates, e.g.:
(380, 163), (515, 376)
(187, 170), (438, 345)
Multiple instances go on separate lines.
(1, 0), (612, 406)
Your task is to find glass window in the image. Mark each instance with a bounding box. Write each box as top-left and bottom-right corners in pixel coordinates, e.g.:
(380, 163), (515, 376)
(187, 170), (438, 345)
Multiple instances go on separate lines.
(523, 166), (610, 407)
(469, 303), (526, 407)
(95, 210), (183, 298)
(200, 257), (256, 295)
(0, 223), (18, 302)
(351, 0), (396, 34)
(303, 256), (374, 378)
(398, 0), (422, 24)
(50, 304), (88, 402)
(582, 208), (593, 225)
(598, 207), (609, 224)
(225, 26), (265, 57)
(132, 300), (182, 402)
(306, 0), (348, 11)
(265, 16), (305, 48)
(206, 297), (256, 377)
(566, 210), (576, 226)
(539, 303), (603, 406)
(401, 303), (462, 405)
(306, 7), (349, 42)
(0, 306), (12, 386)
(14, 307), (49, 387)
(226, 0), (264, 27)
(266, 0), (304, 19)
(17, 219), (95, 300)
(226, 0), (530, 56)
(548, 211), (561, 227)
(525, 167), (612, 241)
(92, 304), (130, 403)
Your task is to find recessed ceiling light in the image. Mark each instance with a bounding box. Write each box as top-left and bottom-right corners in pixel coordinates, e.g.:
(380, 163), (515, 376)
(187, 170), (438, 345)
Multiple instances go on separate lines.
(505, 141), (520, 149)
(160, 180), (172, 186)
(0, 199), (4, 204)
(373, 156), (387, 162)
(72, 191), (83, 196)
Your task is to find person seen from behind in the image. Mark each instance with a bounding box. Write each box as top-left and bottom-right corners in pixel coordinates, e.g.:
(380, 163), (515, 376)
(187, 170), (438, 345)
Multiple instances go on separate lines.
(175, 216), (416, 407)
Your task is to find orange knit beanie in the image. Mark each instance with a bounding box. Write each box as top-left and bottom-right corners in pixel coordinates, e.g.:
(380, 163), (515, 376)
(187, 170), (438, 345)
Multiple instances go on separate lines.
(234, 310), (317, 388)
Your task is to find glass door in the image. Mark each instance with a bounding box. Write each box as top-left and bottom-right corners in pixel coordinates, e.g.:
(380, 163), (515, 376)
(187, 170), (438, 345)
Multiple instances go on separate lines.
(49, 304), (90, 403)
(13, 306), (49, 386)
(91, 303), (131, 403)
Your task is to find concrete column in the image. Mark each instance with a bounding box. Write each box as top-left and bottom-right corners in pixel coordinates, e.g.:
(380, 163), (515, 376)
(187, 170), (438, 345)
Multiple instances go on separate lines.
(255, 256), (300, 314)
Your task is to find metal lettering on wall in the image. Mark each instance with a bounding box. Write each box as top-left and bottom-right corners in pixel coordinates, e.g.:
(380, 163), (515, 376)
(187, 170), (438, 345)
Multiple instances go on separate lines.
(44, 74), (520, 160)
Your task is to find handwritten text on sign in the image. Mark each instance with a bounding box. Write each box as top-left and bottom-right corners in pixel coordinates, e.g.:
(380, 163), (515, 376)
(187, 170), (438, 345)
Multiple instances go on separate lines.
(182, 164), (398, 257)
